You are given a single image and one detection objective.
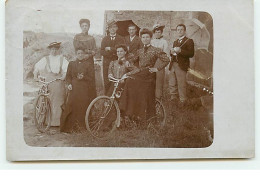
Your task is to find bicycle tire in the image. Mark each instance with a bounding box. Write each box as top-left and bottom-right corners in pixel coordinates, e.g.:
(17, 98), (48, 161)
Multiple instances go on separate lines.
(147, 99), (166, 131)
(85, 96), (120, 139)
(34, 95), (52, 133)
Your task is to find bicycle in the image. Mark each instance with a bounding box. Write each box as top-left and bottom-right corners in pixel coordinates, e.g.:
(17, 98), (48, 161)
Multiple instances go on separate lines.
(85, 75), (166, 139)
(34, 77), (62, 133)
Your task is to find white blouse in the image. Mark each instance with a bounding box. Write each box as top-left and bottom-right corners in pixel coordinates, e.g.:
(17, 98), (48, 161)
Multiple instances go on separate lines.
(33, 55), (69, 77)
(151, 38), (169, 57)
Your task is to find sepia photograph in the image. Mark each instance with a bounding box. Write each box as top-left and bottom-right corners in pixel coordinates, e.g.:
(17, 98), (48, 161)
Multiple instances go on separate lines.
(6, 0), (254, 161)
(23, 10), (213, 148)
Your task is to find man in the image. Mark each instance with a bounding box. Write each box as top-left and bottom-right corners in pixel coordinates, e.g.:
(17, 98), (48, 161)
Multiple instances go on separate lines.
(101, 20), (125, 93)
(124, 23), (143, 55)
(169, 24), (194, 104)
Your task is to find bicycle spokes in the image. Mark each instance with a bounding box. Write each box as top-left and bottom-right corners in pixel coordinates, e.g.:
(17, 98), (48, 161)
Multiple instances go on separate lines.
(86, 96), (119, 139)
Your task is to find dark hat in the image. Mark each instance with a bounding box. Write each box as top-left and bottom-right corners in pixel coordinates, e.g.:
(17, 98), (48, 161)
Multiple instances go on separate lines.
(79, 19), (90, 26)
(139, 28), (153, 37)
(152, 24), (165, 32)
(107, 19), (118, 29)
(128, 23), (137, 28)
(47, 42), (61, 49)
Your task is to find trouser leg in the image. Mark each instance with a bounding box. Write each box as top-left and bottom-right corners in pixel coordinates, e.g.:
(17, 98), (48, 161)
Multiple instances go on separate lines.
(168, 65), (178, 100)
(173, 62), (187, 102)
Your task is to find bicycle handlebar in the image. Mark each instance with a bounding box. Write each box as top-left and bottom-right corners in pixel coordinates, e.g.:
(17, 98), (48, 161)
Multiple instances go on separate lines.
(108, 76), (134, 83)
(36, 78), (63, 85)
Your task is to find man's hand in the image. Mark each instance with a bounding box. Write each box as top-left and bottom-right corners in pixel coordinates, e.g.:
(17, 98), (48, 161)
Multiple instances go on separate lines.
(105, 47), (111, 51)
(149, 68), (158, 73)
(174, 47), (181, 53)
(68, 84), (72, 91)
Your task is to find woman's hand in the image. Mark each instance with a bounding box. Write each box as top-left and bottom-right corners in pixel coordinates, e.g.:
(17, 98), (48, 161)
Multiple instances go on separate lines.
(105, 47), (111, 51)
(121, 74), (128, 80)
(149, 68), (158, 73)
(68, 84), (72, 91)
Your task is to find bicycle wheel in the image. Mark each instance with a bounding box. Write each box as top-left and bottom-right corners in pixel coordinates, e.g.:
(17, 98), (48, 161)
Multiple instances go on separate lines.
(85, 96), (120, 139)
(34, 95), (52, 133)
(147, 99), (166, 131)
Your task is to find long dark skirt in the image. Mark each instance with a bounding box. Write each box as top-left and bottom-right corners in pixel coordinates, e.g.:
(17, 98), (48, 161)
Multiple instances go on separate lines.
(119, 69), (156, 120)
(60, 80), (96, 133)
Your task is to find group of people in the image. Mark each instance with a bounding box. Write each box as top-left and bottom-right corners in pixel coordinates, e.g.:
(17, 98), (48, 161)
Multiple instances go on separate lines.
(33, 18), (194, 133)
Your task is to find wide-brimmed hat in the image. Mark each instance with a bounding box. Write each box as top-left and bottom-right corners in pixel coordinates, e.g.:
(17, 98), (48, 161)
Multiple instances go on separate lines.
(47, 42), (61, 49)
(152, 24), (165, 32)
(107, 19), (118, 29)
(79, 19), (90, 26)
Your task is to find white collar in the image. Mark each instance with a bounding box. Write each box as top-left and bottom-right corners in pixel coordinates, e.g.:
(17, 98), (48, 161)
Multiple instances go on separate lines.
(178, 36), (185, 40)
(130, 35), (136, 41)
(110, 34), (116, 37)
(118, 57), (126, 61)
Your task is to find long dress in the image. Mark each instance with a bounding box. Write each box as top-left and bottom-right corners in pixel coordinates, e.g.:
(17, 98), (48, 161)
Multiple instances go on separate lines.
(151, 37), (169, 99)
(33, 55), (69, 126)
(119, 45), (170, 120)
(60, 58), (97, 132)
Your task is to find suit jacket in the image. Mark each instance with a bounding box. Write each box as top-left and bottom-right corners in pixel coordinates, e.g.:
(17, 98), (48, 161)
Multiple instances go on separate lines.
(169, 36), (194, 71)
(100, 34), (125, 63)
(124, 35), (143, 54)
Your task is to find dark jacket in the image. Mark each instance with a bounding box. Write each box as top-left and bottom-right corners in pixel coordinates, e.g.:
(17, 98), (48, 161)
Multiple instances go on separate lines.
(124, 35), (143, 55)
(169, 36), (194, 71)
(100, 34), (125, 62)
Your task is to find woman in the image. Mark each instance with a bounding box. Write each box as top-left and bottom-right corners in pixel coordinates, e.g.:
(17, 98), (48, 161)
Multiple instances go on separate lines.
(151, 24), (170, 100)
(73, 19), (96, 58)
(60, 48), (97, 133)
(106, 44), (132, 96)
(33, 42), (69, 126)
(119, 29), (170, 126)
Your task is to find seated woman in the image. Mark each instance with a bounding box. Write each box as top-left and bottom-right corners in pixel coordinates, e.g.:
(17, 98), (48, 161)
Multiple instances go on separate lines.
(119, 28), (170, 127)
(106, 44), (132, 97)
(33, 42), (69, 127)
(60, 48), (97, 133)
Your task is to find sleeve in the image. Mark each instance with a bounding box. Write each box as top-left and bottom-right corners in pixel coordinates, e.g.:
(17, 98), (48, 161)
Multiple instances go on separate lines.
(108, 61), (114, 78)
(86, 38), (97, 54)
(65, 62), (73, 84)
(128, 50), (139, 64)
(179, 39), (195, 58)
(163, 40), (170, 57)
(60, 57), (69, 79)
(100, 37), (110, 57)
(91, 38), (97, 51)
(156, 49), (170, 71)
(73, 35), (79, 51)
(33, 57), (46, 79)
(62, 57), (69, 72)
